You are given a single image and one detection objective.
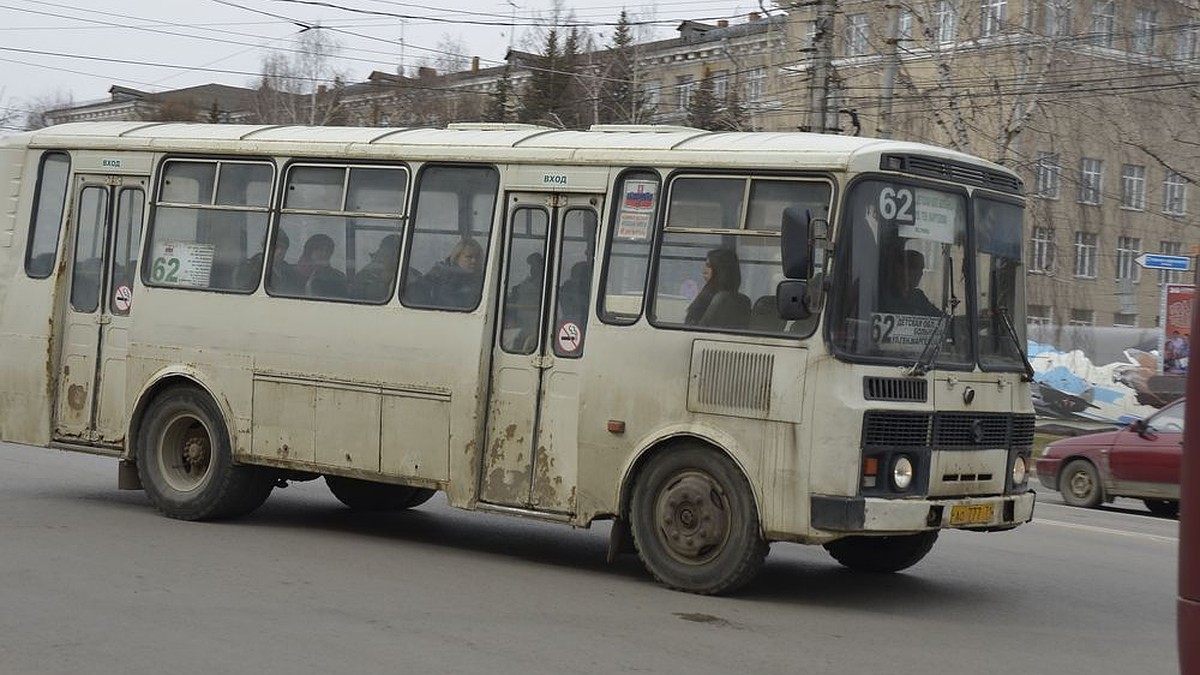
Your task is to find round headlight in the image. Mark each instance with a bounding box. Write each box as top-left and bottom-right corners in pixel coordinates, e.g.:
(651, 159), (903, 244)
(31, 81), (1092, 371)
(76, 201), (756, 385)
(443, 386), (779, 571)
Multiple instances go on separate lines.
(1012, 455), (1028, 485)
(892, 455), (914, 491)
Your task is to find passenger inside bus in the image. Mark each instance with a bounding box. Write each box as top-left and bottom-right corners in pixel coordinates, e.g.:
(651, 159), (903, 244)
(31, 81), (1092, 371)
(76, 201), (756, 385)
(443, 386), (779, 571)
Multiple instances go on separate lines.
(558, 259), (592, 326)
(881, 249), (938, 316)
(424, 237), (484, 309)
(297, 233), (348, 298)
(351, 234), (401, 301)
(684, 248), (750, 329)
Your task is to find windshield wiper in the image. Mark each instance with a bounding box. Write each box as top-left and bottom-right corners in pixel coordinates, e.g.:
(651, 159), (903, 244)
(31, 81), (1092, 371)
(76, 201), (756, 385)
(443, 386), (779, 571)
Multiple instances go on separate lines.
(996, 305), (1036, 382)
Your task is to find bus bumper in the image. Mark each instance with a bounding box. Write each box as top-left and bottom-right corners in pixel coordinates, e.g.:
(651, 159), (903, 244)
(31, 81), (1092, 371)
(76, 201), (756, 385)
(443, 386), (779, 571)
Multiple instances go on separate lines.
(811, 491), (1036, 533)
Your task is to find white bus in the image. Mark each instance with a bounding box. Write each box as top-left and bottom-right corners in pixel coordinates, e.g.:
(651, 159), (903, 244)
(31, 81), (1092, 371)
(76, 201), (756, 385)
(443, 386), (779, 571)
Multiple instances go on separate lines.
(0, 122), (1035, 594)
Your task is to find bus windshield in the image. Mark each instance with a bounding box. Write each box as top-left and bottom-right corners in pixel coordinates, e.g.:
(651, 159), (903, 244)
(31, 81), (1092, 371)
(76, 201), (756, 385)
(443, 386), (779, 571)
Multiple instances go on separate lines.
(828, 178), (1026, 371)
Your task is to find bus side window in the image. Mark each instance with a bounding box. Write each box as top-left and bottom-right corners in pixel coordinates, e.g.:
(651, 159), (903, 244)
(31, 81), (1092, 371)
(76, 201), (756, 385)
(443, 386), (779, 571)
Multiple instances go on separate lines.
(600, 171), (660, 325)
(400, 165), (499, 311)
(25, 152), (71, 279)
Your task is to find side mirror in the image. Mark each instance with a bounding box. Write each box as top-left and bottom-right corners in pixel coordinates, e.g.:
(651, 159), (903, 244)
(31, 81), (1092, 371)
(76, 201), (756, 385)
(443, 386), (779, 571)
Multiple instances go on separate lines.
(781, 206), (812, 279)
(776, 279), (811, 320)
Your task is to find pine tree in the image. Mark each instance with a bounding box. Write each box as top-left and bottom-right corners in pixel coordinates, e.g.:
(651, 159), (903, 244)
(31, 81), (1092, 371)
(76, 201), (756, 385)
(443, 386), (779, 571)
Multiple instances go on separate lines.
(485, 67), (514, 122)
(599, 10), (652, 123)
(687, 71), (721, 130)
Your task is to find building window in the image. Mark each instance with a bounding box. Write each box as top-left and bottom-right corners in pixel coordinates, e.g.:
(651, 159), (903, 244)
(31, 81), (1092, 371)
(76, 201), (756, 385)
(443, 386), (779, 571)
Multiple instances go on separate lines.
(676, 75), (695, 112)
(1164, 172), (1187, 215)
(1027, 304), (1051, 326)
(711, 70), (729, 102)
(898, 9), (914, 41)
(1116, 236), (1142, 283)
(1069, 309), (1094, 326)
(1079, 157), (1103, 205)
(1073, 231), (1097, 278)
(980, 0), (1007, 37)
(1035, 151), (1061, 198)
(1090, 0), (1114, 48)
(1030, 226), (1055, 273)
(936, 1), (957, 43)
(845, 13), (869, 56)
(1045, 0), (1072, 37)
(643, 80), (661, 113)
(743, 67), (765, 104)
(1160, 241), (1184, 284)
(1132, 9), (1157, 55)
(1177, 26), (1198, 61)
(1113, 312), (1138, 327)
(1120, 164), (1146, 210)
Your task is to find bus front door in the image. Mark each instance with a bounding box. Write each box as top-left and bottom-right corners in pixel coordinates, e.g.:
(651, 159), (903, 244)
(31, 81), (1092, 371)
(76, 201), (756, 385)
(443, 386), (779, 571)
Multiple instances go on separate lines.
(480, 192), (599, 514)
(53, 174), (147, 448)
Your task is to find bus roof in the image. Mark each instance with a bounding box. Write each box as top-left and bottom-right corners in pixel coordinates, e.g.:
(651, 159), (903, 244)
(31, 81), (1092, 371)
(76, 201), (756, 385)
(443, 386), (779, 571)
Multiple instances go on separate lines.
(5, 121), (1017, 178)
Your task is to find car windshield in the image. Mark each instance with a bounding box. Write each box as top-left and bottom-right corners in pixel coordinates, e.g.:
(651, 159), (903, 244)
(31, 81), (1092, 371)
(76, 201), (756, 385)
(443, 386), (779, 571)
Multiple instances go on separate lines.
(1146, 399), (1185, 433)
(827, 178), (972, 368)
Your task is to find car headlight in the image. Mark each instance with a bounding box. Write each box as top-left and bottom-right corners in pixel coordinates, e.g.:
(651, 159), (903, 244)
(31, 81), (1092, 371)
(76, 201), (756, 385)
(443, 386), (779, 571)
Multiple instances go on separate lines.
(1012, 455), (1028, 485)
(892, 455), (914, 491)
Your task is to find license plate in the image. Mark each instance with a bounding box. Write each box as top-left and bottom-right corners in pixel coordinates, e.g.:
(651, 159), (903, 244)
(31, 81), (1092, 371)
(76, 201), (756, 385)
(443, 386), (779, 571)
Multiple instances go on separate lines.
(949, 504), (994, 526)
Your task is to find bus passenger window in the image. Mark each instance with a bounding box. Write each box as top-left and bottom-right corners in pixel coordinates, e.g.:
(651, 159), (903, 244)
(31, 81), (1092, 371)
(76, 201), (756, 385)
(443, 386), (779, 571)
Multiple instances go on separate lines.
(400, 165), (499, 311)
(25, 152), (71, 279)
(600, 171), (660, 324)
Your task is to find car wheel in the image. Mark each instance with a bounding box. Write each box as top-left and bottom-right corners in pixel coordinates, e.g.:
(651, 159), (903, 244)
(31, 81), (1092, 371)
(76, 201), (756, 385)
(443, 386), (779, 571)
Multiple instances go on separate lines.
(1142, 499), (1179, 518)
(824, 532), (939, 573)
(1059, 459), (1103, 508)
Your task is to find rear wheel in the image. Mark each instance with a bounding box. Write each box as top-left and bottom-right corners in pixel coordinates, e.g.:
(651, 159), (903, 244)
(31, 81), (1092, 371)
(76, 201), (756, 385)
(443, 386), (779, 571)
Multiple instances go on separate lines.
(1143, 499), (1179, 518)
(824, 532), (939, 573)
(1059, 459), (1103, 508)
(136, 386), (273, 520)
(325, 475), (435, 511)
(629, 445), (767, 595)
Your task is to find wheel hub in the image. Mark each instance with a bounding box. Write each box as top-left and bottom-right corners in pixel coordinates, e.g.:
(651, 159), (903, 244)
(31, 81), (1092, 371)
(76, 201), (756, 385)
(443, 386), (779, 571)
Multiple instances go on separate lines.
(654, 472), (730, 564)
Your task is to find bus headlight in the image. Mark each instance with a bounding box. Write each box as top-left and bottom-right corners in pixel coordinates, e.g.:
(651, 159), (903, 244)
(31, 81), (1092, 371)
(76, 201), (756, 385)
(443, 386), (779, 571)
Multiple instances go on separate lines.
(892, 455), (914, 491)
(1012, 455), (1028, 485)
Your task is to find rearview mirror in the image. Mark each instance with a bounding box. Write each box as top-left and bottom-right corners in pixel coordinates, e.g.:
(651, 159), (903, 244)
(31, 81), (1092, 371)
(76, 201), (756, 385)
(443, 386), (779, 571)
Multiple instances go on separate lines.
(776, 279), (811, 320)
(781, 207), (812, 279)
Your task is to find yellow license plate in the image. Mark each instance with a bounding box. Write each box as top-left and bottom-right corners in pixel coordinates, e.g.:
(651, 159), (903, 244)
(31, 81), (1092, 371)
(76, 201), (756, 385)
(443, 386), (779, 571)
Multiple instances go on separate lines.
(949, 504), (994, 526)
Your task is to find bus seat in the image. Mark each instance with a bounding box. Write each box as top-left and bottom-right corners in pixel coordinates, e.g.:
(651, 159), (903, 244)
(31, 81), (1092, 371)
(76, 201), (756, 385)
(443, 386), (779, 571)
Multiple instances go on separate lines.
(749, 294), (785, 332)
(702, 291), (751, 329)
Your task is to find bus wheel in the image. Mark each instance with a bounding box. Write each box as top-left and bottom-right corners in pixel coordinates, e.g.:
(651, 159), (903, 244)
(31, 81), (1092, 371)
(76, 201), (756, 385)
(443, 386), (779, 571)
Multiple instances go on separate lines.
(629, 446), (767, 595)
(1059, 459), (1103, 508)
(136, 386), (273, 521)
(325, 476), (435, 511)
(824, 532), (938, 573)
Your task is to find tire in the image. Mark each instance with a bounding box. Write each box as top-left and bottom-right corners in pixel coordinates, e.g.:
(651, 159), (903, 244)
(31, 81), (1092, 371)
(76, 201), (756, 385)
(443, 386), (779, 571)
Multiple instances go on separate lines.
(136, 386), (273, 521)
(1143, 499), (1179, 518)
(325, 475), (435, 511)
(824, 532), (939, 573)
(1059, 459), (1103, 508)
(629, 445), (767, 595)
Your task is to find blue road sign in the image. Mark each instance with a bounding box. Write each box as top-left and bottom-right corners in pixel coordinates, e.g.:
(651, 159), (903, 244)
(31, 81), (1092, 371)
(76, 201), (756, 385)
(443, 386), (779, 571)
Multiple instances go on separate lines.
(1134, 253), (1192, 271)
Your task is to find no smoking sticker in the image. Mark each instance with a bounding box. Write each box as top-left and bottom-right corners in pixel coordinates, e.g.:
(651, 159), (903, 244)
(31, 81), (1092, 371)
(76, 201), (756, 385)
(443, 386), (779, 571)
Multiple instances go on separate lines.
(556, 321), (582, 354)
(113, 285), (133, 312)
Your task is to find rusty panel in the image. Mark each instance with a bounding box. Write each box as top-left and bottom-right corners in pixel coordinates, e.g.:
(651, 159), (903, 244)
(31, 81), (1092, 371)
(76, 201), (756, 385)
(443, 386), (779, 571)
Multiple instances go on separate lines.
(315, 386), (381, 472)
(251, 379), (316, 464)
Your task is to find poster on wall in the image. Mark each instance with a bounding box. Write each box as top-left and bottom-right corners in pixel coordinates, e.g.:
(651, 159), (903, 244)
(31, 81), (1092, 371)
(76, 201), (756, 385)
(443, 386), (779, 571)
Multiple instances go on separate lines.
(1160, 283), (1194, 375)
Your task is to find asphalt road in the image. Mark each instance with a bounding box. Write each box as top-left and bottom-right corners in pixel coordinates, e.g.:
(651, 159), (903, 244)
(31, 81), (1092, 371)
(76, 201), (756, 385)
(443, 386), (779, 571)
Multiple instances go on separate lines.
(0, 442), (1180, 675)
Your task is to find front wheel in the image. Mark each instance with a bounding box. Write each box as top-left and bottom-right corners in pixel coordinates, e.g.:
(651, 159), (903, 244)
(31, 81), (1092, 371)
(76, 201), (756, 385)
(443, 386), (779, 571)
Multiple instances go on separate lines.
(136, 386), (273, 520)
(325, 475), (436, 511)
(824, 531), (939, 573)
(1059, 459), (1103, 508)
(1143, 499), (1179, 518)
(629, 446), (767, 595)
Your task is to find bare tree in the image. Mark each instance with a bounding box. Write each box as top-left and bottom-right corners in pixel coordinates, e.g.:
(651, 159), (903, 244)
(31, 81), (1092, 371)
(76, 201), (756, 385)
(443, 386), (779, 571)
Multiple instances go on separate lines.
(23, 90), (74, 130)
(252, 28), (347, 125)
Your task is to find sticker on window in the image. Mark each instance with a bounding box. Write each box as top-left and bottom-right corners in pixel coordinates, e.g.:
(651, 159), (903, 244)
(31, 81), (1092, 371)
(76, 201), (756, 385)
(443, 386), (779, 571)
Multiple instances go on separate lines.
(871, 312), (939, 351)
(615, 180), (656, 241)
(150, 241), (214, 287)
(557, 321), (583, 354)
(113, 285), (133, 312)
(878, 187), (957, 244)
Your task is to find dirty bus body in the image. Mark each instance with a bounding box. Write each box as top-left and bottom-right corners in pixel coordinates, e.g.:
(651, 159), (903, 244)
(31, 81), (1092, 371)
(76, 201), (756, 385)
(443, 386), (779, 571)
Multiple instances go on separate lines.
(0, 122), (1035, 594)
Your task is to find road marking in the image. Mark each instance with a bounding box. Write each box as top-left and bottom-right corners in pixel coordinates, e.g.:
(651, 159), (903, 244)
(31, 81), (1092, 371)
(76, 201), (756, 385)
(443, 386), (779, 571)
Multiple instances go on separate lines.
(1030, 517), (1178, 544)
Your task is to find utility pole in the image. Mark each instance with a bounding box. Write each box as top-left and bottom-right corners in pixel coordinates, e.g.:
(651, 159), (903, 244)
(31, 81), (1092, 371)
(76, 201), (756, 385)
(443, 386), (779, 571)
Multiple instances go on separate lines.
(806, 0), (836, 133)
(877, 2), (901, 138)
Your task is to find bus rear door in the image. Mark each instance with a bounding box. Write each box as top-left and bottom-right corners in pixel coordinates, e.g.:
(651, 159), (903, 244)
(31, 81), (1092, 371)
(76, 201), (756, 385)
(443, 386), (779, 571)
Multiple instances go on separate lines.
(53, 174), (147, 448)
(480, 192), (599, 515)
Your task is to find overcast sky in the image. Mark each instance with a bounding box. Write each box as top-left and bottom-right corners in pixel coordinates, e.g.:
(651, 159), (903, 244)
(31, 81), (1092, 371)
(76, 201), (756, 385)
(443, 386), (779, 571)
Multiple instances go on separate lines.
(0, 0), (765, 124)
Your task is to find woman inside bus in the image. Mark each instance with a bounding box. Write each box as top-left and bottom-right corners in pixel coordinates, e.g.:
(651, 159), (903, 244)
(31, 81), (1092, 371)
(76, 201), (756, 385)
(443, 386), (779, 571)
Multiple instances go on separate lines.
(684, 247), (750, 329)
(424, 237), (484, 309)
(296, 233), (348, 299)
(351, 234), (401, 302)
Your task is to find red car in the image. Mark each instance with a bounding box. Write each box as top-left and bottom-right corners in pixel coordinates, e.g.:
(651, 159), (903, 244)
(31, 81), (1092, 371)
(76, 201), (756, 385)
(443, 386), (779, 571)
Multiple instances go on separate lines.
(1036, 398), (1184, 517)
